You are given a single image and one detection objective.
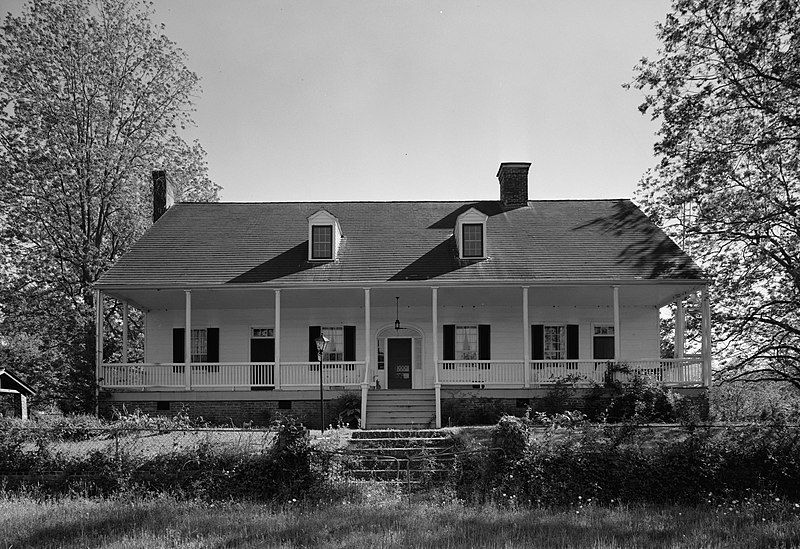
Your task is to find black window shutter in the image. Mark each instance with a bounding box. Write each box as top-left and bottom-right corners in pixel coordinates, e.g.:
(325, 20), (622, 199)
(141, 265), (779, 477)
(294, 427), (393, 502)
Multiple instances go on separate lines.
(343, 326), (356, 361)
(531, 325), (544, 360)
(173, 328), (185, 363)
(567, 325), (579, 359)
(443, 324), (455, 361)
(478, 325), (491, 360)
(309, 326), (321, 361)
(207, 328), (219, 363)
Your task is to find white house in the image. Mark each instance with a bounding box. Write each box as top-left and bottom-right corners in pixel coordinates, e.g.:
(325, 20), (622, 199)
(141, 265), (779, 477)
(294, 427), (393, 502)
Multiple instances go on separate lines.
(94, 163), (711, 428)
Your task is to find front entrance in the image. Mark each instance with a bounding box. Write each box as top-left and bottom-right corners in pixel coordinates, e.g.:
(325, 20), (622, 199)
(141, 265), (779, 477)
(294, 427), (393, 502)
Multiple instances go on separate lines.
(250, 330), (275, 386)
(387, 338), (412, 389)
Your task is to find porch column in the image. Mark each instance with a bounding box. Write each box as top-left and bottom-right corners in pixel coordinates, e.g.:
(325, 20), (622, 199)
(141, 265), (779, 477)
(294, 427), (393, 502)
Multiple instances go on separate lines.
(701, 287), (712, 386)
(364, 288), (371, 373)
(274, 289), (281, 389)
(94, 289), (103, 417)
(184, 290), (192, 390)
(19, 393), (28, 420)
(613, 285), (621, 360)
(432, 287), (441, 428)
(675, 298), (685, 360)
(522, 286), (530, 388)
(361, 288), (371, 429)
(122, 301), (129, 363)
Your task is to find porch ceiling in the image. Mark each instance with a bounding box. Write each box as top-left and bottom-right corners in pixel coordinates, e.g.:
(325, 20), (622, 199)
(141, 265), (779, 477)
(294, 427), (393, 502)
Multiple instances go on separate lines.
(104, 282), (703, 311)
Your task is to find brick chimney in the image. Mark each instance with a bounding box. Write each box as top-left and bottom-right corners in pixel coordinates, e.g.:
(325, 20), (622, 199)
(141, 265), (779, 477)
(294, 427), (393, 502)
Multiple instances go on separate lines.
(152, 170), (174, 222)
(497, 162), (531, 209)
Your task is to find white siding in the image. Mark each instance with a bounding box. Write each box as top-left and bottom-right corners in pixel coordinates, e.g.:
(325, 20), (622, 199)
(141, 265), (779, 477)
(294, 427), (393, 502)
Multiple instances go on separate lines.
(144, 298), (660, 389)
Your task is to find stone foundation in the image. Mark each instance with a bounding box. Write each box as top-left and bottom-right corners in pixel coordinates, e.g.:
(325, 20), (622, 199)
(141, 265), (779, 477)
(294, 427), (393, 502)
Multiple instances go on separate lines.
(100, 390), (361, 429)
(100, 387), (708, 429)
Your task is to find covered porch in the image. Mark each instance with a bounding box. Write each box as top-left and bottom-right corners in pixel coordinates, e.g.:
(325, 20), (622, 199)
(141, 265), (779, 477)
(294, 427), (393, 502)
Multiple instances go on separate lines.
(95, 281), (711, 427)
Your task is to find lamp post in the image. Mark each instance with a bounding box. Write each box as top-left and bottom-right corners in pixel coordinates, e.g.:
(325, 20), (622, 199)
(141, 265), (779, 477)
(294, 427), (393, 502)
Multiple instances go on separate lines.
(315, 332), (330, 432)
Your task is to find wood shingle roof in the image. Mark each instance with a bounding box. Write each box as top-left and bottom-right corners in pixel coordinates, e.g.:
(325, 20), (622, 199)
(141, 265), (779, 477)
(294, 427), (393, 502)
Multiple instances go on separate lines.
(96, 199), (703, 288)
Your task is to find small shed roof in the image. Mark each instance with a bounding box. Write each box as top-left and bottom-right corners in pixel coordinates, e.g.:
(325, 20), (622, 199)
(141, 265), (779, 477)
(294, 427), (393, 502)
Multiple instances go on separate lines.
(0, 368), (35, 396)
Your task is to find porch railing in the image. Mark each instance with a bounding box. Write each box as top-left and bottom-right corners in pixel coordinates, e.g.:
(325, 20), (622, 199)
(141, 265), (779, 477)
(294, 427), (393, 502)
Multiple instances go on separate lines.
(438, 360), (526, 385)
(280, 361), (365, 387)
(100, 361), (365, 389)
(437, 358), (704, 387)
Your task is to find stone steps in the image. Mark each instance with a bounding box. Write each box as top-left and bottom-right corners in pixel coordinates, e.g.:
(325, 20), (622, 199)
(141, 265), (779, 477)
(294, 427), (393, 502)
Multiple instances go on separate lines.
(343, 428), (455, 484)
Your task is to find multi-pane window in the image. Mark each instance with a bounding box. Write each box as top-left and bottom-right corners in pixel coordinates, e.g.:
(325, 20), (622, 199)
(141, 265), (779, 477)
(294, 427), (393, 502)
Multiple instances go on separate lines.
(462, 223), (484, 258)
(311, 225), (333, 259)
(191, 329), (207, 363)
(543, 325), (566, 360)
(455, 325), (479, 360)
(321, 326), (344, 362)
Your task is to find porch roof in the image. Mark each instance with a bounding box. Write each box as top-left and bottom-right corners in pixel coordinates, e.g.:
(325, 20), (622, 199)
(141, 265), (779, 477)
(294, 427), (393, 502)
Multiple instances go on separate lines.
(97, 199), (703, 289)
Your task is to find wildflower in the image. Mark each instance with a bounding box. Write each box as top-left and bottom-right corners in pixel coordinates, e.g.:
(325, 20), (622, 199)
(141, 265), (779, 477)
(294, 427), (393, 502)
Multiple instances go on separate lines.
(775, 497), (781, 502)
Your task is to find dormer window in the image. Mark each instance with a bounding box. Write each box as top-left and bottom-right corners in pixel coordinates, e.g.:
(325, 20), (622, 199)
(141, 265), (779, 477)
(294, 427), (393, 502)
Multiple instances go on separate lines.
(462, 224), (483, 258)
(454, 208), (488, 259)
(308, 209), (342, 261)
(311, 225), (333, 259)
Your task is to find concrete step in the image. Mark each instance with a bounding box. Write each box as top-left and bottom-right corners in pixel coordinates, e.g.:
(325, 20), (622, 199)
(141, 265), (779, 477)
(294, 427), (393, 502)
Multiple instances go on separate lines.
(352, 429), (448, 439)
(349, 438), (451, 446)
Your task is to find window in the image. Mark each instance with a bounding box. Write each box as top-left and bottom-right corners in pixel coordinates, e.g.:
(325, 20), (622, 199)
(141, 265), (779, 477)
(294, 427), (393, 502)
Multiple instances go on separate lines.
(462, 223), (484, 258)
(543, 325), (566, 360)
(191, 329), (208, 362)
(321, 326), (344, 362)
(311, 225), (333, 259)
(377, 339), (385, 370)
(252, 328), (274, 338)
(593, 325), (615, 360)
(455, 325), (479, 360)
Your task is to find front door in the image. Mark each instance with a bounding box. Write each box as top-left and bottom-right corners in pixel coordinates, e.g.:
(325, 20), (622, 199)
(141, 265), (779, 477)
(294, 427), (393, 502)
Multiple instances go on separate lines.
(250, 337), (275, 386)
(387, 338), (412, 389)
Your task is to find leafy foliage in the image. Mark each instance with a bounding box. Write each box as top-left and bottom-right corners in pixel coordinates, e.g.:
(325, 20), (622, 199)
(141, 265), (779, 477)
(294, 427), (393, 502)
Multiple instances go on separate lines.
(0, 0), (220, 411)
(630, 0), (800, 388)
(453, 417), (800, 506)
(329, 391), (361, 429)
(711, 381), (800, 421)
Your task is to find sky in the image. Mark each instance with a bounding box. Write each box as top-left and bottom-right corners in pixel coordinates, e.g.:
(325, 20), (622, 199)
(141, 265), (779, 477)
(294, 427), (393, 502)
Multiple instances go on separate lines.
(0, 0), (671, 203)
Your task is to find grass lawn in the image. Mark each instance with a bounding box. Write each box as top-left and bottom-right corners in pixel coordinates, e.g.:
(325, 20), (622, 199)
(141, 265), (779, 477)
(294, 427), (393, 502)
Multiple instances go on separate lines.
(1, 492), (799, 548)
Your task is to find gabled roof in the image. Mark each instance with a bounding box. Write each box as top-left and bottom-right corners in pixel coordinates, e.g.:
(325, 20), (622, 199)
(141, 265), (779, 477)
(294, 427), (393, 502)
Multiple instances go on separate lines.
(96, 199), (703, 288)
(0, 368), (35, 396)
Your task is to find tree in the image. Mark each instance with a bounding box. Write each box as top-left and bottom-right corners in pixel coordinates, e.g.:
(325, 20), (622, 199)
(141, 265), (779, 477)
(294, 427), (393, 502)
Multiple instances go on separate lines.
(0, 0), (220, 411)
(631, 0), (800, 389)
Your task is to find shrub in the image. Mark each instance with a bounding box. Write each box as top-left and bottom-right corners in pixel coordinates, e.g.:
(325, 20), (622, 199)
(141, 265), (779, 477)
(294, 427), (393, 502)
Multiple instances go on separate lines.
(263, 416), (316, 497)
(711, 382), (800, 422)
(441, 395), (504, 426)
(589, 375), (679, 423)
(541, 375), (581, 414)
(454, 418), (800, 506)
(34, 414), (105, 441)
(110, 405), (199, 432)
(329, 392), (361, 429)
